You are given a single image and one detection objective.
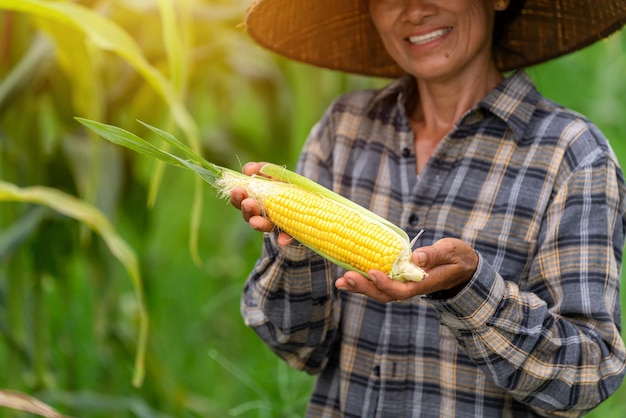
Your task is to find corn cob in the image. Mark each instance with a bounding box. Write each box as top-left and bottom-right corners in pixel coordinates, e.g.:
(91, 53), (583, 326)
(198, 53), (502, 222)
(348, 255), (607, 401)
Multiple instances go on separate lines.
(215, 166), (426, 281)
(75, 118), (428, 282)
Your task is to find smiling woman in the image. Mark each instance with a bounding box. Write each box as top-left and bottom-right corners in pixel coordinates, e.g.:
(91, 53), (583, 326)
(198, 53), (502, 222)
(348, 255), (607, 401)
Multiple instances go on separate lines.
(367, 0), (502, 82)
(233, 0), (626, 417)
(245, 0), (626, 75)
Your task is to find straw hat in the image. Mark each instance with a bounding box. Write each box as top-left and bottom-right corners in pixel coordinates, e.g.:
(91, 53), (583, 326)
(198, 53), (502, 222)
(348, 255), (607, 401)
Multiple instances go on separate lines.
(244, 0), (626, 77)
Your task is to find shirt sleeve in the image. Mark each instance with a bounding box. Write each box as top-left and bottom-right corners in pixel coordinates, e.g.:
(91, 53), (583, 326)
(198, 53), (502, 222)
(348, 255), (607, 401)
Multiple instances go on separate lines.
(427, 146), (626, 416)
(240, 231), (341, 374)
(240, 111), (342, 375)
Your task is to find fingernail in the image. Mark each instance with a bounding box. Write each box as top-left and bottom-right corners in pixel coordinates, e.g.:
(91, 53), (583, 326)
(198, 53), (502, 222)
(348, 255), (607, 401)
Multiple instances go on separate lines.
(347, 278), (356, 287)
(416, 252), (426, 266)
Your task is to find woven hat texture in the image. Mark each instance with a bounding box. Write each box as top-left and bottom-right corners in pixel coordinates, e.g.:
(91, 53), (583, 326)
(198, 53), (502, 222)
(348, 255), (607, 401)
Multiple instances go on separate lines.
(245, 0), (626, 77)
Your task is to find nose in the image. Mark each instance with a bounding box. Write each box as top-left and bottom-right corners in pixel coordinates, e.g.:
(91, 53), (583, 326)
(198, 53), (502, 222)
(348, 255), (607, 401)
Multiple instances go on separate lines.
(402, 0), (437, 23)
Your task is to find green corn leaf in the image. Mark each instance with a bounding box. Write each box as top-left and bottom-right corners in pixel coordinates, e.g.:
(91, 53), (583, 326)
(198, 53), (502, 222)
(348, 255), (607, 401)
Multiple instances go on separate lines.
(75, 118), (185, 169)
(1, 0), (206, 265)
(137, 120), (234, 177)
(0, 0), (198, 146)
(138, 121), (205, 165)
(0, 35), (53, 115)
(157, 0), (192, 93)
(75, 118), (235, 185)
(0, 181), (148, 387)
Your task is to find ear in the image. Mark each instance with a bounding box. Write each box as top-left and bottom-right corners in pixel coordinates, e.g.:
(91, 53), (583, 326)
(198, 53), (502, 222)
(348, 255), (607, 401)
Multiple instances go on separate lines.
(494, 0), (510, 11)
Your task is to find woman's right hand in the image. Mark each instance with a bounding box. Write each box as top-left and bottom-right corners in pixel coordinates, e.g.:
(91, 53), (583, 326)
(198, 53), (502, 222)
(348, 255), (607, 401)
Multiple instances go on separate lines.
(229, 162), (294, 246)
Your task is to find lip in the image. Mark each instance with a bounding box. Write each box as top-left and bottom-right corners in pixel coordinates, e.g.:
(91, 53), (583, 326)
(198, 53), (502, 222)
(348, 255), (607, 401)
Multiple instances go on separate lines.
(406, 27), (452, 47)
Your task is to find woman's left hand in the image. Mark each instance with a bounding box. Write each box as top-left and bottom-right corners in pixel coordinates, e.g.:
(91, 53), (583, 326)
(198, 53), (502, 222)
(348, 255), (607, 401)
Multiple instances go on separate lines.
(335, 238), (479, 303)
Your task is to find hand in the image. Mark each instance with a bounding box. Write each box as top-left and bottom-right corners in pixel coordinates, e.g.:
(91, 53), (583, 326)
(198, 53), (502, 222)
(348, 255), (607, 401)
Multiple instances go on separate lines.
(229, 162), (294, 246)
(335, 238), (479, 303)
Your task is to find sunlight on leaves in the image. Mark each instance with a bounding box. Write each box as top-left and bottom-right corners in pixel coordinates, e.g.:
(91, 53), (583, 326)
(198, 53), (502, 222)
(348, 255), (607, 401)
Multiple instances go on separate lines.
(0, 0), (205, 263)
(0, 0), (197, 142)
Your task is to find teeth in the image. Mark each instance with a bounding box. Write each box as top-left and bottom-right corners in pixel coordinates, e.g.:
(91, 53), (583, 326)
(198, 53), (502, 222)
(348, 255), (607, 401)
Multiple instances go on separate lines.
(408, 28), (451, 45)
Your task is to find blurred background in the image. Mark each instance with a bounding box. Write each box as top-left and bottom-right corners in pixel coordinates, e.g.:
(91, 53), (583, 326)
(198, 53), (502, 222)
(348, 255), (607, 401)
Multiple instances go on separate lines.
(0, 1), (625, 417)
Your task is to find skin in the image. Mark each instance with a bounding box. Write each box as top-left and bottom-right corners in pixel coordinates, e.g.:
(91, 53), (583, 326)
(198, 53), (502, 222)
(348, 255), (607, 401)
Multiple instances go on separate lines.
(231, 0), (510, 303)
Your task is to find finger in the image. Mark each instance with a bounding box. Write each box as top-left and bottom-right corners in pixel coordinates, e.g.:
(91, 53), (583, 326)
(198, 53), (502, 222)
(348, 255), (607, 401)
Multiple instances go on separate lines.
(368, 269), (423, 301)
(230, 187), (248, 210)
(242, 161), (268, 177)
(411, 245), (447, 270)
(249, 215), (274, 232)
(336, 271), (397, 303)
(413, 238), (475, 269)
(276, 231), (295, 246)
(240, 197), (262, 222)
(411, 238), (478, 291)
(242, 199), (275, 233)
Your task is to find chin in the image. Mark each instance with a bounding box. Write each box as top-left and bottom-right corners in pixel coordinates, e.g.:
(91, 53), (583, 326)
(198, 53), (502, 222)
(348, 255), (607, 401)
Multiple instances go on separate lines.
(405, 63), (456, 80)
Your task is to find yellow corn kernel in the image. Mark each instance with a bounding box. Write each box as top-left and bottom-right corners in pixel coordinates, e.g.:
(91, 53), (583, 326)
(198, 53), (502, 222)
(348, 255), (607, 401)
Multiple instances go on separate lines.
(265, 186), (403, 274)
(216, 170), (427, 282)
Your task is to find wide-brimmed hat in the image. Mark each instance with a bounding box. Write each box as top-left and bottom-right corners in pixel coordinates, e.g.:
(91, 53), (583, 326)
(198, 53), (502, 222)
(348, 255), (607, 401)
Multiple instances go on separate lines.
(244, 0), (626, 77)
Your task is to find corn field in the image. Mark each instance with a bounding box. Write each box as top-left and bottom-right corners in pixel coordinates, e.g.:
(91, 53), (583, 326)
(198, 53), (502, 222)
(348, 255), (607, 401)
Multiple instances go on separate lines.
(0, 1), (625, 417)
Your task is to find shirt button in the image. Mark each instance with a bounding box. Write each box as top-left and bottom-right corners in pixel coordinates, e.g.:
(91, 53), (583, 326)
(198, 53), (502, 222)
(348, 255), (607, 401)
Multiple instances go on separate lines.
(401, 147), (411, 158)
(409, 214), (420, 226)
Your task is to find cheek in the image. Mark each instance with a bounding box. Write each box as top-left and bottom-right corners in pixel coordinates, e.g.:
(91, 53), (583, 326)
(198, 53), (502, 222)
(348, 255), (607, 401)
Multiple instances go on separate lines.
(369, 13), (400, 56)
(467, 3), (495, 46)
(456, 15), (491, 55)
(369, 5), (388, 38)
(368, 1), (402, 42)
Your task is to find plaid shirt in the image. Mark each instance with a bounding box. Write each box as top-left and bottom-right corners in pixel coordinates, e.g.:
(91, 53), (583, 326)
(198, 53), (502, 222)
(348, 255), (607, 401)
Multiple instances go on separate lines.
(241, 71), (626, 417)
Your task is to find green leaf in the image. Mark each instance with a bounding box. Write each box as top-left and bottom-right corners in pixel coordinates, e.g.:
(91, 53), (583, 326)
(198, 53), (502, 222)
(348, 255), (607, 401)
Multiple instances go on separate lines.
(74, 118), (184, 168)
(0, 35), (53, 115)
(0, 181), (148, 387)
(0, 0), (206, 264)
(0, 207), (46, 258)
(156, 0), (192, 93)
(138, 120), (230, 176)
(75, 118), (234, 185)
(138, 120), (205, 164)
(0, 0), (196, 141)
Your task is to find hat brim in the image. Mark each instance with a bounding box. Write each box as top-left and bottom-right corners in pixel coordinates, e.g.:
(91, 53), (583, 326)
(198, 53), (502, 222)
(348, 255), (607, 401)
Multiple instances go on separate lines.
(245, 0), (626, 77)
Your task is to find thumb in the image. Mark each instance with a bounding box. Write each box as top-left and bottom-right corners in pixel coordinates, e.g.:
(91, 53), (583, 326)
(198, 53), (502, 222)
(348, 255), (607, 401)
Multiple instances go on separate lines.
(413, 238), (479, 280)
(412, 247), (432, 269)
(411, 238), (459, 269)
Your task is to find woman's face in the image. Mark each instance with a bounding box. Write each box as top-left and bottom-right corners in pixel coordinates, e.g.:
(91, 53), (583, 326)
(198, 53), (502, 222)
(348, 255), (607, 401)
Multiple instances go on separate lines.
(369, 0), (500, 81)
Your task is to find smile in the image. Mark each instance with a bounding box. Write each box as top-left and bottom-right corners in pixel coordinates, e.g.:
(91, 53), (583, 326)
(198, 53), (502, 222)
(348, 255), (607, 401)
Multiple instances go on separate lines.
(408, 28), (452, 45)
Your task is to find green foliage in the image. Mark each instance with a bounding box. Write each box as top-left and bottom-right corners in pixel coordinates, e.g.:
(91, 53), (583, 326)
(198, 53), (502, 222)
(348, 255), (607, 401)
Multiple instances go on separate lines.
(0, 180), (147, 388)
(0, 0), (625, 417)
(0, 0), (369, 416)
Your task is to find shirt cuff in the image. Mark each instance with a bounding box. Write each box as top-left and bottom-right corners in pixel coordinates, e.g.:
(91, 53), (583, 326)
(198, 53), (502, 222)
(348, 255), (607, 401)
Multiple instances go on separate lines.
(424, 253), (506, 330)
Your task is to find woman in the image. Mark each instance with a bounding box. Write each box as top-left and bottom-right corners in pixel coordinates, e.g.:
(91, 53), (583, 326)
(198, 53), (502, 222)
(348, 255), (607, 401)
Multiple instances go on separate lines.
(231, 0), (626, 416)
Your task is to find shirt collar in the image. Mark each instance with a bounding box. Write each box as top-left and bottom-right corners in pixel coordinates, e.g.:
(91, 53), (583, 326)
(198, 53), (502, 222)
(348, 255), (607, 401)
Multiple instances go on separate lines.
(476, 70), (540, 140)
(368, 71), (540, 141)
